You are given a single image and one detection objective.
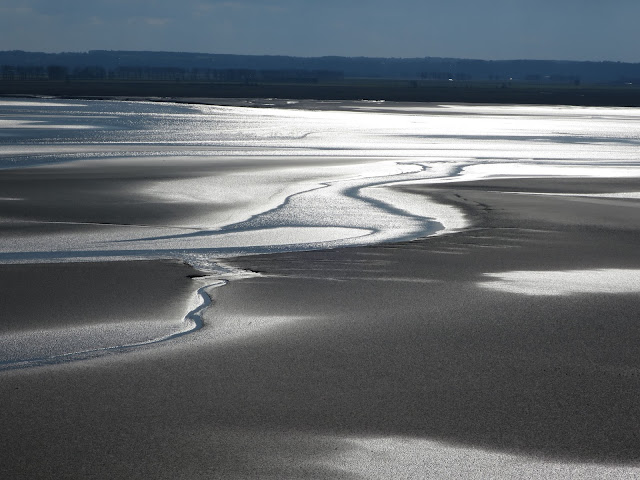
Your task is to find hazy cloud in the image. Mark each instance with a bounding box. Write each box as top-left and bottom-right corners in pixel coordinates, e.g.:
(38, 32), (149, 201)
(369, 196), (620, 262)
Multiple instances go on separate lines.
(127, 17), (171, 27)
(0, 0), (638, 62)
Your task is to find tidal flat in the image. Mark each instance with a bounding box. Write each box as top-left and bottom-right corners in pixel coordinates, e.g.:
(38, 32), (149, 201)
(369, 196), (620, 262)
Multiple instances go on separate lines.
(1, 98), (640, 478)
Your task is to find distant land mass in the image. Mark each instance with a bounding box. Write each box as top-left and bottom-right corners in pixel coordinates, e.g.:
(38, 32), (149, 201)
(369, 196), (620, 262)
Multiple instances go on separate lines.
(3, 50), (640, 107)
(2, 50), (640, 84)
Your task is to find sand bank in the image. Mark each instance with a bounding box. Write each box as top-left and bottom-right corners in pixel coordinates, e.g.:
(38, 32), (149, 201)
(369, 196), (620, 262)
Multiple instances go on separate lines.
(0, 259), (219, 368)
(2, 175), (640, 478)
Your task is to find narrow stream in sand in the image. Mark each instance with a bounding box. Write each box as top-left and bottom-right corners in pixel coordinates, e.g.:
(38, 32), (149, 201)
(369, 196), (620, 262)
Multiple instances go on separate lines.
(2, 98), (640, 368)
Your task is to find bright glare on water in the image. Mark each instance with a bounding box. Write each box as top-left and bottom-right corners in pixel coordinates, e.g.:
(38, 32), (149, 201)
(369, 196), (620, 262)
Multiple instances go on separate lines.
(3, 97), (640, 367)
(1, 98), (640, 269)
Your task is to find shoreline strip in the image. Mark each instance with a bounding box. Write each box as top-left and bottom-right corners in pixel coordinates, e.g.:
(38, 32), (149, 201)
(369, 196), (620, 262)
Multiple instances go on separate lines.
(0, 279), (226, 371)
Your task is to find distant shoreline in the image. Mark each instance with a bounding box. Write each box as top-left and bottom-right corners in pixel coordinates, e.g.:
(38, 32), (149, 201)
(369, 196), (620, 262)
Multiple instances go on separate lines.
(2, 79), (640, 107)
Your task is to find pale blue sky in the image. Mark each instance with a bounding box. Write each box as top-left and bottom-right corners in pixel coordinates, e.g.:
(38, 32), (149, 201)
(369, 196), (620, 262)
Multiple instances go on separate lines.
(1, 0), (638, 62)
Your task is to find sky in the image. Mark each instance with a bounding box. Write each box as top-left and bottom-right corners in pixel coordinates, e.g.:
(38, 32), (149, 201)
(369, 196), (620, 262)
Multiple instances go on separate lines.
(1, 0), (639, 62)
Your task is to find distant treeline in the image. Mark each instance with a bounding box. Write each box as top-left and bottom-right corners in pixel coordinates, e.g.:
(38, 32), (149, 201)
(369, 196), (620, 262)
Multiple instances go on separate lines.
(1, 50), (640, 85)
(0, 65), (343, 83)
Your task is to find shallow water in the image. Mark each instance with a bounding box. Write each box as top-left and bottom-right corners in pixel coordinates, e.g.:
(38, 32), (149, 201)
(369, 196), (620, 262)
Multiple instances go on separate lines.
(2, 98), (640, 366)
(2, 98), (640, 268)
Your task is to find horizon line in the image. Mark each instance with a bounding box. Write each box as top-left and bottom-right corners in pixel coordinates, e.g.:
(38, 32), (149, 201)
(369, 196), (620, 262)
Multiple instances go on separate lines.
(2, 49), (639, 66)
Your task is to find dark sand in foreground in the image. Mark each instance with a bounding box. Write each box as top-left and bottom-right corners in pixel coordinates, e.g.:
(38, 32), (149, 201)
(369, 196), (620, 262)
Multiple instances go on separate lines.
(2, 177), (640, 478)
(0, 260), (201, 334)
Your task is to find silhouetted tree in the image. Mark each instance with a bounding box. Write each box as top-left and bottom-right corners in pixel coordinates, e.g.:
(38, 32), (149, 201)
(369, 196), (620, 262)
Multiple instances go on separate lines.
(47, 65), (68, 81)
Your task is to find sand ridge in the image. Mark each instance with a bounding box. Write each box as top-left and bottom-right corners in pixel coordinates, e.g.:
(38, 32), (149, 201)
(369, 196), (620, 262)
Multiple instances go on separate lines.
(2, 175), (640, 478)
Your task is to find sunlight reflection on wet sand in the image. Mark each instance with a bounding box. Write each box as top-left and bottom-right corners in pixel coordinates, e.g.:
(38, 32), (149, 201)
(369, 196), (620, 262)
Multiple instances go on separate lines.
(479, 269), (640, 296)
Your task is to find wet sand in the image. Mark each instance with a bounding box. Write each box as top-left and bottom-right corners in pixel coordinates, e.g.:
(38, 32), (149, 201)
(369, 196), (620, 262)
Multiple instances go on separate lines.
(0, 260), (201, 334)
(2, 176), (640, 478)
(0, 156), (348, 230)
